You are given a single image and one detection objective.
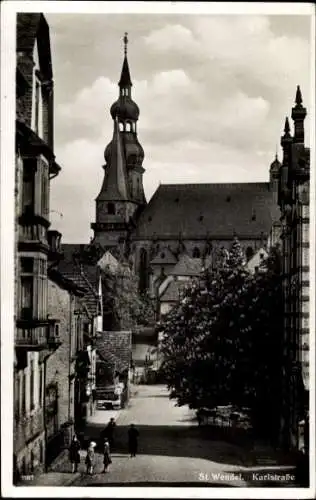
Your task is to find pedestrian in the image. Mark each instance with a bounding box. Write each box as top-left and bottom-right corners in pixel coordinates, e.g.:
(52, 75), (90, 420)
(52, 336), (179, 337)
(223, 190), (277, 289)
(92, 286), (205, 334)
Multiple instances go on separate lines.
(85, 441), (96, 475)
(69, 434), (81, 473)
(105, 417), (116, 450)
(128, 423), (139, 457)
(102, 438), (112, 473)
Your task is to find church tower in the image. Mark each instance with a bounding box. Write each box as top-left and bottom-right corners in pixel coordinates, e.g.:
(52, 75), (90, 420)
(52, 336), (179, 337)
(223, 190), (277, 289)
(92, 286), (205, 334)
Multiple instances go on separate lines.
(91, 33), (146, 254)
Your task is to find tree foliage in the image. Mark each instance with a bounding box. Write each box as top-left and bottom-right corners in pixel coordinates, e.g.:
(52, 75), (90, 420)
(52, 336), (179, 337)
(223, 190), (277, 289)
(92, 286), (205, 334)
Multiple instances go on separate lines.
(101, 263), (156, 330)
(72, 243), (156, 331)
(159, 239), (283, 433)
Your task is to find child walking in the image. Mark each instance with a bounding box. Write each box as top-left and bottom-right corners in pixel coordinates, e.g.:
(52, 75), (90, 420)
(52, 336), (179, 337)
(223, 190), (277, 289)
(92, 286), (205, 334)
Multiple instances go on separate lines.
(85, 441), (96, 475)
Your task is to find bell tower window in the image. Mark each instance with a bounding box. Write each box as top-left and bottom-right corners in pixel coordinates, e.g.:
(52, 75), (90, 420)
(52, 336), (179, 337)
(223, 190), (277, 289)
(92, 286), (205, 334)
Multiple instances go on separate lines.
(193, 247), (200, 258)
(107, 202), (115, 215)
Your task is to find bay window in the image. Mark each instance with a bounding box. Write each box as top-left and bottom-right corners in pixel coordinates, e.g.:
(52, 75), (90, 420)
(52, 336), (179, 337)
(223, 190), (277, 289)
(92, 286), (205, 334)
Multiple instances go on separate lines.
(20, 257), (34, 320)
(19, 257), (47, 321)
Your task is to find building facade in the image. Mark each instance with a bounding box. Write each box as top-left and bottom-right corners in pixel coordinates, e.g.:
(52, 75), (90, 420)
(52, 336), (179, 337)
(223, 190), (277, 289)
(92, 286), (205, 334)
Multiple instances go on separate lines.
(277, 87), (310, 452)
(14, 13), (61, 477)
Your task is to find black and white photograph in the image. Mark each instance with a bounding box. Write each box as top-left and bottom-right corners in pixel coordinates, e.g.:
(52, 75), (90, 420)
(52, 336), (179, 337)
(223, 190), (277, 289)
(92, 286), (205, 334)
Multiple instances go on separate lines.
(1, 1), (315, 497)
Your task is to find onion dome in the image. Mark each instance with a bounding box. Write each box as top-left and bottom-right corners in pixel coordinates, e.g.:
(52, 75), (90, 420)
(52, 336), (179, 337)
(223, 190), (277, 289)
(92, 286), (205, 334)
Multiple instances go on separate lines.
(270, 153), (281, 172)
(110, 97), (139, 121)
(104, 133), (144, 165)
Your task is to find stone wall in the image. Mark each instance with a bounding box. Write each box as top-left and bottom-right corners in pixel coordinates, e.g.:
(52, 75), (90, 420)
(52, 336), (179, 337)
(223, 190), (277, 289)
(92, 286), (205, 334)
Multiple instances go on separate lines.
(46, 279), (76, 429)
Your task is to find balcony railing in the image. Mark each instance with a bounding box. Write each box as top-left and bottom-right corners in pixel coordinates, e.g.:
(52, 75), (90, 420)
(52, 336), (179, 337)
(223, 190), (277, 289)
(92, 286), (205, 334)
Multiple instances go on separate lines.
(14, 408), (45, 453)
(15, 327), (48, 350)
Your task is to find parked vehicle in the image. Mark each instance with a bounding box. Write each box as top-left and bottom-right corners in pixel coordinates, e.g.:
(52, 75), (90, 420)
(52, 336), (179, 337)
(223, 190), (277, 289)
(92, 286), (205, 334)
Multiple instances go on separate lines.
(96, 385), (122, 410)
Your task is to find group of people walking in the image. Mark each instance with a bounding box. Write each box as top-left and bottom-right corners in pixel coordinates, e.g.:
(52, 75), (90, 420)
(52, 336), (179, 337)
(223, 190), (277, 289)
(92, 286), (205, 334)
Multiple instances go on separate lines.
(68, 419), (139, 475)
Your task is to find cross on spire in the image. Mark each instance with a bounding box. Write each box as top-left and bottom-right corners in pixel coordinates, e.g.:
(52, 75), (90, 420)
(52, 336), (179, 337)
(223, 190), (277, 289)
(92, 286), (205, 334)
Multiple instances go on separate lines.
(123, 32), (128, 56)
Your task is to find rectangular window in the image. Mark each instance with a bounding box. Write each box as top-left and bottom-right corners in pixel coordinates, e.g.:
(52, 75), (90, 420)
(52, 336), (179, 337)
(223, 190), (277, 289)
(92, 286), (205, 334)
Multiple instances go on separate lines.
(21, 257), (34, 274)
(30, 360), (35, 411)
(22, 160), (36, 214)
(20, 276), (33, 319)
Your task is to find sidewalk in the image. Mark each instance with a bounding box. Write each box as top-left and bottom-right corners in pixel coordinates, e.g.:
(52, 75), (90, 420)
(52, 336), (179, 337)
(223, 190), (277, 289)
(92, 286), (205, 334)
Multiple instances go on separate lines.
(19, 385), (140, 486)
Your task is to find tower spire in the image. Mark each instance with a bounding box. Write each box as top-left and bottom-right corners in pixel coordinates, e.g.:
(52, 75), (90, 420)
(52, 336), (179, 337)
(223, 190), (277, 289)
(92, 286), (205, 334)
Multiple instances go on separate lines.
(283, 117), (291, 136)
(295, 85), (303, 106)
(124, 32), (128, 56)
(291, 85), (306, 144)
(118, 32), (132, 90)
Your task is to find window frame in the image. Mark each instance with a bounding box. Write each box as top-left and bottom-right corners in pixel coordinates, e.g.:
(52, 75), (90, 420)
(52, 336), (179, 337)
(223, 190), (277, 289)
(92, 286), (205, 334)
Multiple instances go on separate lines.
(22, 160), (36, 215)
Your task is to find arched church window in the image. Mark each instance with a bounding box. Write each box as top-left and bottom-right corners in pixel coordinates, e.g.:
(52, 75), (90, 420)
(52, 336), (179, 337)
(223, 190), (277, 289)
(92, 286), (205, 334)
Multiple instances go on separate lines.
(119, 122), (124, 132)
(126, 122), (132, 132)
(139, 248), (149, 294)
(107, 202), (115, 215)
(246, 246), (254, 261)
(193, 247), (200, 258)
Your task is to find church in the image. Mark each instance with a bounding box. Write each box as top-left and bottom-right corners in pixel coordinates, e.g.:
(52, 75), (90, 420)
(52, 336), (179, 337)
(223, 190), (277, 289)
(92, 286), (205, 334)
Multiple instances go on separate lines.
(88, 33), (281, 297)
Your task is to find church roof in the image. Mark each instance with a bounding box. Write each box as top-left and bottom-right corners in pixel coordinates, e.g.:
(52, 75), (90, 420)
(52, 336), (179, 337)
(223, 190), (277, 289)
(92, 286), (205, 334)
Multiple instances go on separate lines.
(150, 247), (178, 265)
(134, 183), (280, 240)
(169, 254), (203, 276)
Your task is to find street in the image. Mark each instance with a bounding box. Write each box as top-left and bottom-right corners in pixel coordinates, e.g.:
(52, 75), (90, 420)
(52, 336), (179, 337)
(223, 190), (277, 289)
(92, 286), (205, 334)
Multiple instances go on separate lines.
(43, 384), (296, 487)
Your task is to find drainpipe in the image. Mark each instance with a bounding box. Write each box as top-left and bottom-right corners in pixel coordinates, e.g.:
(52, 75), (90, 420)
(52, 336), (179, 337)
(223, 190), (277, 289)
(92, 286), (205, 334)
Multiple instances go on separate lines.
(43, 354), (48, 472)
(68, 293), (73, 424)
(43, 347), (51, 473)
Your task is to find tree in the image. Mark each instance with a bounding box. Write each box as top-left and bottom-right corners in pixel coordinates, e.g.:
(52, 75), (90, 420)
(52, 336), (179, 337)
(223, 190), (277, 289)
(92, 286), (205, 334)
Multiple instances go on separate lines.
(73, 244), (156, 331)
(159, 239), (283, 436)
(101, 262), (156, 331)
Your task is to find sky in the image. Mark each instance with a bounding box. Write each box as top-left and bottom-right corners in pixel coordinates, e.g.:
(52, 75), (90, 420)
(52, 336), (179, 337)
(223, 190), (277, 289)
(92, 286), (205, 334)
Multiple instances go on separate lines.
(45, 11), (313, 243)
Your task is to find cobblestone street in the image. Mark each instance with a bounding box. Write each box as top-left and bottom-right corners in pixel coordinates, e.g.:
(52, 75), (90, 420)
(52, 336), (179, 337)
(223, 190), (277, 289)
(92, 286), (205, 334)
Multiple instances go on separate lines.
(34, 385), (296, 487)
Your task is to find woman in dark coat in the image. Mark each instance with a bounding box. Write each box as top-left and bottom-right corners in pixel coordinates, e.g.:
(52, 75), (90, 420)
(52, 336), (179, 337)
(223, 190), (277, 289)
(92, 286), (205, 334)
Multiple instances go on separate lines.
(69, 434), (81, 473)
(102, 438), (112, 473)
(128, 424), (139, 457)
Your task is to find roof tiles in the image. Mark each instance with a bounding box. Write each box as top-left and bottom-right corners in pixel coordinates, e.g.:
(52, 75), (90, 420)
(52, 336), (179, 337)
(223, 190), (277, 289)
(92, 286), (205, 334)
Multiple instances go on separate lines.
(96, 331), (132, 373)
(134, 183), (280, 240)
